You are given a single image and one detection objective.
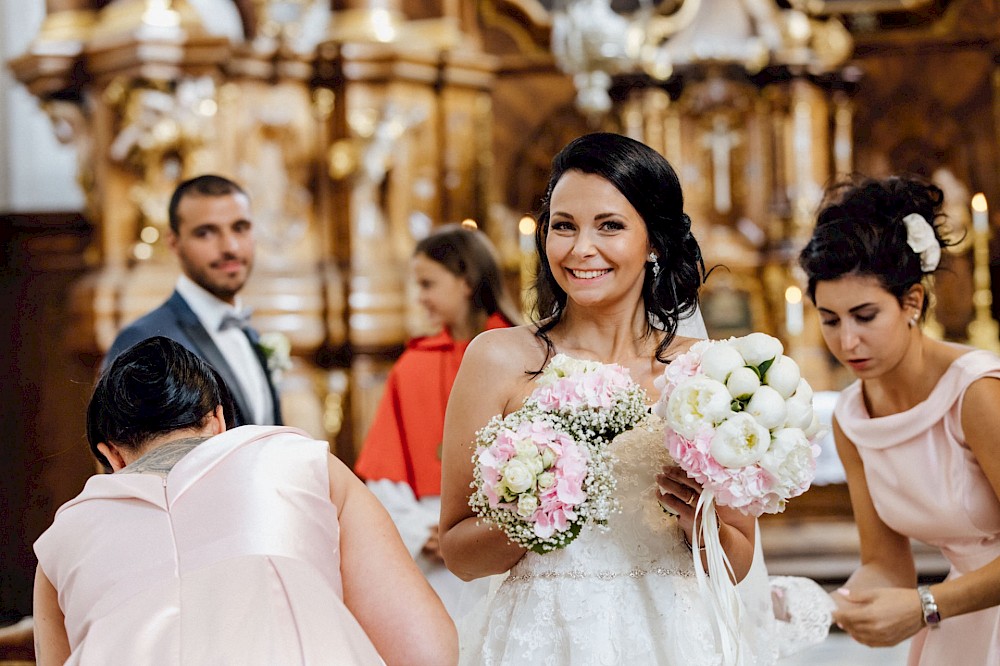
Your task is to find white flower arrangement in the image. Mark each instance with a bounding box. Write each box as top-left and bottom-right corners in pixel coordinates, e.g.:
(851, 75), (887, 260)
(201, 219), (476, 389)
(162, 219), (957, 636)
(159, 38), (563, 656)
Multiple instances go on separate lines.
(655, 333), (822, 516)
(469, 354), (649, 553)
(655, 333), (824, 660)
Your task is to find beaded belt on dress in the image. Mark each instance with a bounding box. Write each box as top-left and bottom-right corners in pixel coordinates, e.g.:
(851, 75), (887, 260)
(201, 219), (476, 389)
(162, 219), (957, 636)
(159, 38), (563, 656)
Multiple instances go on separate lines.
(505, 566), (694, 583)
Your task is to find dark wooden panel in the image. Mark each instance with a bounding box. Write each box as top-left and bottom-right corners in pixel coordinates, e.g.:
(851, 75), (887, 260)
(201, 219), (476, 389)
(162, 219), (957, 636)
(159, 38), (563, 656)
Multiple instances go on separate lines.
(0, 212), (95, 622)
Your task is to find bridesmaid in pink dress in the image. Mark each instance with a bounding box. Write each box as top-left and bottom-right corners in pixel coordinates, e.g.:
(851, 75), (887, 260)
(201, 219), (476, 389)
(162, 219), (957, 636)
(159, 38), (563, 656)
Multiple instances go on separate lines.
(32, 337), (457, 666)
(799, 176), (1000, 664)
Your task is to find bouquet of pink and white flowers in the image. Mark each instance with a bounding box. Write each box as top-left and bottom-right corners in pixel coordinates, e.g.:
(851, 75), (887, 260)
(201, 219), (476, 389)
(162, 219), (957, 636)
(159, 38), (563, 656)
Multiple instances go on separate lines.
(654, 332), (823, 662)
(469, 354), (648, 553)
(654, 332), (822, 517)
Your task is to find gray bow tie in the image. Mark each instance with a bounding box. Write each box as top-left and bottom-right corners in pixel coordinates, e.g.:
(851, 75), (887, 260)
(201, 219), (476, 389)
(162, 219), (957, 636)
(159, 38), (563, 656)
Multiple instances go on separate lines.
(218, 310), (253, 332)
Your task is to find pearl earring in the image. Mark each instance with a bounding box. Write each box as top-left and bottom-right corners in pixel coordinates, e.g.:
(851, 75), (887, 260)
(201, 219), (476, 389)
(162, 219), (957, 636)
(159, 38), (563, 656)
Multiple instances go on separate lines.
(908, 315), (919, 328)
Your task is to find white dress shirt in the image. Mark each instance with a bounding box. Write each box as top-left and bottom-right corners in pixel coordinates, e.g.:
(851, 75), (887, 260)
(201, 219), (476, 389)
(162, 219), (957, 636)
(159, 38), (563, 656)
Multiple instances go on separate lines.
(176, 275), (274, 424)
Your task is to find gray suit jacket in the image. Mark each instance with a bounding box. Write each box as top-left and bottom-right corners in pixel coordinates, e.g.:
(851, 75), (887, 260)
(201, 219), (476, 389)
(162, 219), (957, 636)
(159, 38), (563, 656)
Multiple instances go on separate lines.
(104, 291), (283, 426)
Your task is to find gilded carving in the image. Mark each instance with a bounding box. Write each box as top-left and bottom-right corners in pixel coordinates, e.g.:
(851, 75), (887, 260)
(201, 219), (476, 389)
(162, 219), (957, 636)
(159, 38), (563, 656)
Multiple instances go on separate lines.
(107, 76), (218, 254)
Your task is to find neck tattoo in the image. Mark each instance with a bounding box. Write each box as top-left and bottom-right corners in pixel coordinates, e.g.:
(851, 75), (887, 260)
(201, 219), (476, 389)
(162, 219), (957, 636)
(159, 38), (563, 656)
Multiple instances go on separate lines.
(118, 436), (211, 476)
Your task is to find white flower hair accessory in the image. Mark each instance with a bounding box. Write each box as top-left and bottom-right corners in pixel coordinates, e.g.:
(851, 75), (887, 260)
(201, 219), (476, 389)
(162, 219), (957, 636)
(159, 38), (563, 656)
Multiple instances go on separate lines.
(902, 213), (941, 272)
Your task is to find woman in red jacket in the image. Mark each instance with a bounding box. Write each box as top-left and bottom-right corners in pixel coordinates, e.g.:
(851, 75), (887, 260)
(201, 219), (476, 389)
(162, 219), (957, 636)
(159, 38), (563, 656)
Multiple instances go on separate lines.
(355, 224), (520, 616)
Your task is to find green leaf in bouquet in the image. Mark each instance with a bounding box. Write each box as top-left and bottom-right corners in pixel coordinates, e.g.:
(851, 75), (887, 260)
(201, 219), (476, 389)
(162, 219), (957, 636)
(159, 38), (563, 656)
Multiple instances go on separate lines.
(755, 358), (775, 380)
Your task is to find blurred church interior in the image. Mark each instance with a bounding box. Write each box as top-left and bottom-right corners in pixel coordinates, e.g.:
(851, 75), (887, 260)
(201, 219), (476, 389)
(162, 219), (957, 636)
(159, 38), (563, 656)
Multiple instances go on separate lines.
(2, 0), (1000, 662)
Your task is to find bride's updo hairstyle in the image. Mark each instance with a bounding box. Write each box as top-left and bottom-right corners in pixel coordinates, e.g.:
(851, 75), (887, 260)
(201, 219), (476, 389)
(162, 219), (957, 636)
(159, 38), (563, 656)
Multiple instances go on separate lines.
(87, 336), (235, 467)
(798, 175), (953, 318)
(533, 132), (706, 363)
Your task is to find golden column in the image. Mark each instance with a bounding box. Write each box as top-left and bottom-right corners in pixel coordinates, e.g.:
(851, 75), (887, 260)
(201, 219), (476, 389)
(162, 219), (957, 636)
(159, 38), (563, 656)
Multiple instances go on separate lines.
(967, 193), (1000, 352)
(314, 6), (495, 456)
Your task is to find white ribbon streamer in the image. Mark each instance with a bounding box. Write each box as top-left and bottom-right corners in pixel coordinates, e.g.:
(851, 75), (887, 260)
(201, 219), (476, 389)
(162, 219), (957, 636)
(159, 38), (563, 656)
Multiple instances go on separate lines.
(692, 490), (746, 665)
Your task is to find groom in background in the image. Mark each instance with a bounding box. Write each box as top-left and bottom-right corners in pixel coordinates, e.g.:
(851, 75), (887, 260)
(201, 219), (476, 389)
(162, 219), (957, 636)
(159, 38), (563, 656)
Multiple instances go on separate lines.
(105, 175), (283, 426)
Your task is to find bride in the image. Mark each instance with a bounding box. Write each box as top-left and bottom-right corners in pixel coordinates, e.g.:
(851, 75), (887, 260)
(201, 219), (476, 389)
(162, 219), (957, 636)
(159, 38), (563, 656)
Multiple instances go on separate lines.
(439, 132), (828, 664)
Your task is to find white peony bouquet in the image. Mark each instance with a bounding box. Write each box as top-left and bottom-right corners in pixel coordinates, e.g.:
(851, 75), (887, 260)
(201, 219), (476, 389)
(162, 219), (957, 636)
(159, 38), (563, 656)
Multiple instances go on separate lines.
(654, 333), (824, 662)
(469, 354), (648, 553)
(655, 332), (822, 517)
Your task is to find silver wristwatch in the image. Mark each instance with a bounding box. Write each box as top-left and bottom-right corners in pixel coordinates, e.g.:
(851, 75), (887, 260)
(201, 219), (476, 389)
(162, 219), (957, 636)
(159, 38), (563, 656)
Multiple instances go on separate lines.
(917, 585), (941, 628)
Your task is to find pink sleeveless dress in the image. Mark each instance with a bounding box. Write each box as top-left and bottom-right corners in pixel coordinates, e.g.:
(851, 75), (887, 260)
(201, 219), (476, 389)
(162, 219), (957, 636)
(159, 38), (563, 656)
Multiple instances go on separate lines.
(34, 426), (384, 665)
(835, 349), (1000, 666)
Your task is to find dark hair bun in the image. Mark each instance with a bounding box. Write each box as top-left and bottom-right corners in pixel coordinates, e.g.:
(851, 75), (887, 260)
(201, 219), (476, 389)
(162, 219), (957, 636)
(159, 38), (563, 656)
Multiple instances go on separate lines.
(799, 175), (951, 306)
(87, 337), (234, 466)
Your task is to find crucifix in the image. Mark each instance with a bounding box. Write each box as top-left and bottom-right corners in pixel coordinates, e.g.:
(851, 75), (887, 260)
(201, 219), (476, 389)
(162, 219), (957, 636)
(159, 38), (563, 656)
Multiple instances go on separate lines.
(701, 115), (742, 215)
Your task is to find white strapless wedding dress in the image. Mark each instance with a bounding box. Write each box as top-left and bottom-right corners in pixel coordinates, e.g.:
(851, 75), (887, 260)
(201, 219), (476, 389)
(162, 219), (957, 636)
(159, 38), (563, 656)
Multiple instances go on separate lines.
(459, 418), (831, 666)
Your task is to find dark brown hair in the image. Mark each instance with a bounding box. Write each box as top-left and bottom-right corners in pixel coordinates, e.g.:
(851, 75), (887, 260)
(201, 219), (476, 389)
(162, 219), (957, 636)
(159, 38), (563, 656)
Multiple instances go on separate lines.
(799, 175), (955, 316)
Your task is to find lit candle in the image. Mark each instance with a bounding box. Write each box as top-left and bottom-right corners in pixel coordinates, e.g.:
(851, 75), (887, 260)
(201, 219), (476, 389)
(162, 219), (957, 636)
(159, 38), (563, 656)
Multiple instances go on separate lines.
(518, 215), (537, 295)
(518, 216), (536, 253)
(785, 285), (804, 337)
(972, 193), (989, 234)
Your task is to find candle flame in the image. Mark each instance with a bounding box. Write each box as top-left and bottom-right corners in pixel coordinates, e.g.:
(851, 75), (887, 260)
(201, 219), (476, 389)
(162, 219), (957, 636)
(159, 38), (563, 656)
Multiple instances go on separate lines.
(785, 286), (802, 304)
(973, 193), (988, 212)
(518, 216), (536, 236)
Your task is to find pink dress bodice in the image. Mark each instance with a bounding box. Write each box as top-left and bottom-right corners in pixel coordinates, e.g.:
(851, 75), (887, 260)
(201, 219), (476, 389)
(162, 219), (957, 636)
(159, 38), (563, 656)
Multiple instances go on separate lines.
(34, 426), (384, 665)
(835, 349), (1000, 665)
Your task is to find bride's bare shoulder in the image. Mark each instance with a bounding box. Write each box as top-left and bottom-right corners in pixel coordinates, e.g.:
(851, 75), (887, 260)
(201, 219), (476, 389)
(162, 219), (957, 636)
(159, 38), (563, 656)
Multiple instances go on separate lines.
(465, 325), (548, 373)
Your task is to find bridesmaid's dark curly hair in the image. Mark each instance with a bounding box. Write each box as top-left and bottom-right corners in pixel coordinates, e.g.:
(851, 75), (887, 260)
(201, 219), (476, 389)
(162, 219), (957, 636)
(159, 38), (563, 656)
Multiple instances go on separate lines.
(798, 175), (956, 318)
(532, 132), (706, 365)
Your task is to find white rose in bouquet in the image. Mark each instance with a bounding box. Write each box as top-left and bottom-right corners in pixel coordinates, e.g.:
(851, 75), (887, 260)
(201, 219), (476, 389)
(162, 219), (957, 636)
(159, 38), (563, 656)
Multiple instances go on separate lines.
(746, 385), (787, 430)
(699, 343), (745, 383)
(500, 459), (535, 496)
(537, 354), (602, 386)
(515, 438), (539, 459)
(514, 439), (544, 474)
(710, 412), (772, 468)
(764, 355), (801, 399)
(732, 332), (783, 367)
(516, 494), (539, 518)
(726, 366), (760, 400)
(665, 376), (734, 439)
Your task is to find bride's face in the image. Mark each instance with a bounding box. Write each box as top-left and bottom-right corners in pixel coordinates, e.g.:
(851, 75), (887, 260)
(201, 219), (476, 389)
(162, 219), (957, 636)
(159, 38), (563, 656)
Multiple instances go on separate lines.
(545, 170), (651, 310)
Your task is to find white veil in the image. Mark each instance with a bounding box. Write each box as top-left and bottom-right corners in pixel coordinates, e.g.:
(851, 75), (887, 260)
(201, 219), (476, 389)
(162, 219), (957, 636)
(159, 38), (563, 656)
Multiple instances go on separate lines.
(675, 305), (709, 339)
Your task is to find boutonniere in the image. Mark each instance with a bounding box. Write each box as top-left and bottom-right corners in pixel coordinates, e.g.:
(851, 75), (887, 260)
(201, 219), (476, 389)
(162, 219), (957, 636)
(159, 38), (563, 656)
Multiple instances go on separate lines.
(258, 332), (293, 381)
